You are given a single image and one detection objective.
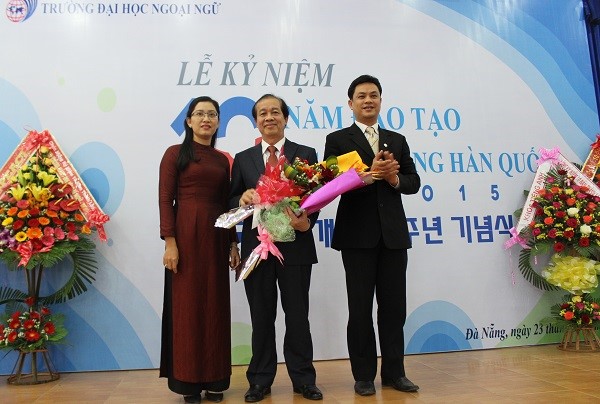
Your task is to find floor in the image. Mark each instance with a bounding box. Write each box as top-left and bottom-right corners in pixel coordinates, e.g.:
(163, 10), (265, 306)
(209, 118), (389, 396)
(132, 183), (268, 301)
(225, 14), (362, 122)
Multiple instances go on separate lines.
(1, 344), (600, 403)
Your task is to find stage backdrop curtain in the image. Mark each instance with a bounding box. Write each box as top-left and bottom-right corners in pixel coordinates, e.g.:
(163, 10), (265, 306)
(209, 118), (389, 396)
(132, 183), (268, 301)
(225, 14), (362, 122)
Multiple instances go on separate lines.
(585, 0), (600, 123)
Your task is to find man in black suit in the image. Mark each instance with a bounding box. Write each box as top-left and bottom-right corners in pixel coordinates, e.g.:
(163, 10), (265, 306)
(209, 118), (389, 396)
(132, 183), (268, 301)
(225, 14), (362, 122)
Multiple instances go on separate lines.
(229, 94), (323, 402)
(324, 75), (421, 396)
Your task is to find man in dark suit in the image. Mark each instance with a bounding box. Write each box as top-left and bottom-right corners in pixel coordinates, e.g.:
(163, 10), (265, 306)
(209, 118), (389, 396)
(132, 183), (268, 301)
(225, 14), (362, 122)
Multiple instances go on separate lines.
(324, 75), (421, 396)
(229, 94), (323, 402)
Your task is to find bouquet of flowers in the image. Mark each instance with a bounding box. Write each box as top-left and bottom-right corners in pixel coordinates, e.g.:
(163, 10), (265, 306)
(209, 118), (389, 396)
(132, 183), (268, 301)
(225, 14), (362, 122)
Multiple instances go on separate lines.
(506, 147), (600, 290)
(0, 297), (66, 352)
(550, 294), (600, 329)
(1, 145), (91, 267)
(216, 151), (368, 280)
(529, 168), (600, 253)
(0, 129), (109, 305)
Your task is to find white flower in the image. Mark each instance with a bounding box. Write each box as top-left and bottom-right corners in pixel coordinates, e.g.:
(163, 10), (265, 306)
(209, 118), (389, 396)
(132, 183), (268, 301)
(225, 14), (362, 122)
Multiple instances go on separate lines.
(580, 224), (592, 235)
(567, 207), (579, 217)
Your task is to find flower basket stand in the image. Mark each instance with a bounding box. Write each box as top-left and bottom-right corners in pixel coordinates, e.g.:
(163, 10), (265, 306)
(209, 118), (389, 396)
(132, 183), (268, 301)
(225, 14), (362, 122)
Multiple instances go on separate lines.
(558, 327), (600, 352)
(7, 349), (60, 385)
(6, 266), (60, 385)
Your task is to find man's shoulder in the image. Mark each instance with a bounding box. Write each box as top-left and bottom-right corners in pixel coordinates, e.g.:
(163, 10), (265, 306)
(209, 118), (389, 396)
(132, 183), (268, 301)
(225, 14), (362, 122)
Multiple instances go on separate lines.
(233, 143), (260, 159)
(328, 124), (356, 136)
(285, 139), (316, 153)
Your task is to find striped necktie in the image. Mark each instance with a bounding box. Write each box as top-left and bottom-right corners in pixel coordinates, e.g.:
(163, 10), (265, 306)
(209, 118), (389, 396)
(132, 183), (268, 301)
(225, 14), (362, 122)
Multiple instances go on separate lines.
(365, 126), (378, 154)
(267, 145), (278, 166)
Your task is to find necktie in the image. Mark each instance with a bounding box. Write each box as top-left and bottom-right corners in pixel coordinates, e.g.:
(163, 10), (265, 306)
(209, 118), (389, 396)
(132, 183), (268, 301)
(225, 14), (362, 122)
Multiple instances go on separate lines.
(365, 126), (378, 154)
(267, 145), (278, 167)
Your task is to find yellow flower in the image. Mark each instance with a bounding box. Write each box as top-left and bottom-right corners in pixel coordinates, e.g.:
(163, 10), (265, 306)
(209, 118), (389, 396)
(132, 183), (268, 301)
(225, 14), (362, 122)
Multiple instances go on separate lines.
(40, 146), (49, 154)
(542, 255), (600, 294)
(8, 185), (27, 200)
(1, 217), (13, 226)
(28, 184), (51, 201)
(37, 171), (57, 186)
(14, 232), (27, 242)
(572, 295), (582, 303)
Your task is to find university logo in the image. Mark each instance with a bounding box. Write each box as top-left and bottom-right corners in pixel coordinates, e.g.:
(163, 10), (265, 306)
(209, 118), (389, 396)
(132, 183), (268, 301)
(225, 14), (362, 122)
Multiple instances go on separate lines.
(5, 0), (37, 22)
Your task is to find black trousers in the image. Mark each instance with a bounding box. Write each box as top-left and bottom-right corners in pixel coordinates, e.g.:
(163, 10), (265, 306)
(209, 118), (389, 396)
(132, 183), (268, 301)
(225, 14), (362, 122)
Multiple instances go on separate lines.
(341, 242), (408, 382)
(243, 255), (316, 387)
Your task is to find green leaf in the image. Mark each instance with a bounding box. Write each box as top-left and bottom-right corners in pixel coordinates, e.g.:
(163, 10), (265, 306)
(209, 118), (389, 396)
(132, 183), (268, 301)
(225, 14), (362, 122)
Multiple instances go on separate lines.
(517, 246), (561, 291)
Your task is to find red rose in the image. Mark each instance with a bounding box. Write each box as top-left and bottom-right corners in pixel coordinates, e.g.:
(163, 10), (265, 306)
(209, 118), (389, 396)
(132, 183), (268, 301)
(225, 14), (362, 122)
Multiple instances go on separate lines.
(564, 311), (575, 320)
(23, 319), (36, 330)
(579, 238), (590, 247)
(555, 211), (566, 218)
(29, 311), (41, 320)
(28, 218), (40, 228)
(7, 331), (18, 343)
(44, 322), (55, 335)
(548, 229), (557, 239)
(31, 239), (44, 251)
(24, 330), (40, 342)
(41, 307), (51, 315)
(544, 217), (554, 225)
(553, 242), (565, 252)
(566, 218), (578, 227)
(24, 296), (35, 307)
(583, 215), (593, 224)
(581, 315), (591, 324)
(564, 230), (575, 239)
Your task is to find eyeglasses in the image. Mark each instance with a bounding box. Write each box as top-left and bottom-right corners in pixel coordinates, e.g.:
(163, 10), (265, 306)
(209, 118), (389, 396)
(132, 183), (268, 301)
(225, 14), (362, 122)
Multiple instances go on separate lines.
(191, 111), (218, 119)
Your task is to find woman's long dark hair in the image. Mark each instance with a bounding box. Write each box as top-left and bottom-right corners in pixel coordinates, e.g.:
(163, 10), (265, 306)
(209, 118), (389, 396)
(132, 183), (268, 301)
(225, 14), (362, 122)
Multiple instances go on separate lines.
(176, 96), (220, 172)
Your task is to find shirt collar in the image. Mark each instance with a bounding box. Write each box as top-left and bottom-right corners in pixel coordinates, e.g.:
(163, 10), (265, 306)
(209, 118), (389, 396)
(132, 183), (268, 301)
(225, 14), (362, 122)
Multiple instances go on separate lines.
(355, 121), (379, 134)
(261, 138), (286, 155)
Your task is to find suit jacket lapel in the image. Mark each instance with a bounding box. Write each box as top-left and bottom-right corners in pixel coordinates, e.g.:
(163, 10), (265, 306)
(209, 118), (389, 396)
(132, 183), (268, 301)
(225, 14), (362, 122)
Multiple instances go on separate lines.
(349, 123), (375, 158)
(379, 129), (393, 152)
(250, 144), (265, 175)
(282, 139), (298, 163)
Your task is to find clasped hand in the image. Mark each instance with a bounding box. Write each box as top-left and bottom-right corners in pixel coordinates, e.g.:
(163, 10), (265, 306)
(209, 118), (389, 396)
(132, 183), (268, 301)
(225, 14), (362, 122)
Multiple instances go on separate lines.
(367, 151), (399, 184)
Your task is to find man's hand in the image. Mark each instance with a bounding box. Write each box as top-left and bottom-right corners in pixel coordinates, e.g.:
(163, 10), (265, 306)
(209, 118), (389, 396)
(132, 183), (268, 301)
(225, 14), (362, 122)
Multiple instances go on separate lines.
(285, 206), (311, 232)
(370, 151), (399, 183)
(240, 188), (257, 206)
